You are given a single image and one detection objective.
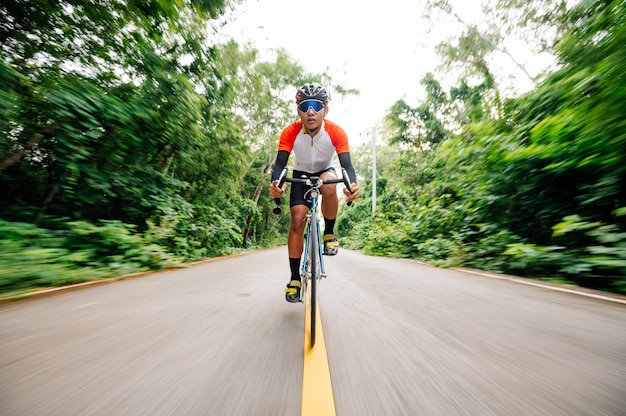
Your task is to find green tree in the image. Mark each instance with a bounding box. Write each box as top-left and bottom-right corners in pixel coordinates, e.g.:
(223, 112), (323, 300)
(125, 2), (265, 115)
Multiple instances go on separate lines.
(0, 0), (251, 267)
(384, 74), (451, 151)
(352, 0), (626, 293)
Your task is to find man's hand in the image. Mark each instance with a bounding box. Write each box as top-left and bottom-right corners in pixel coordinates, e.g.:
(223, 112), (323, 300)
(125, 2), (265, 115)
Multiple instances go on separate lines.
(270, 180), (286, 199)
(343, 183), (360, 203)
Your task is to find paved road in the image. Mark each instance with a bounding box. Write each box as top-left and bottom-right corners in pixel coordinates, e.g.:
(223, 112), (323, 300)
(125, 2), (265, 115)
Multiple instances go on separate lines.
(1, 248), (625, 415)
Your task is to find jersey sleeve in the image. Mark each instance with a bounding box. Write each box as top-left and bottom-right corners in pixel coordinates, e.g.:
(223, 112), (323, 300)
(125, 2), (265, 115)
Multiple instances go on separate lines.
(324, 120), (350, 154)
(277, 121), (302, 152)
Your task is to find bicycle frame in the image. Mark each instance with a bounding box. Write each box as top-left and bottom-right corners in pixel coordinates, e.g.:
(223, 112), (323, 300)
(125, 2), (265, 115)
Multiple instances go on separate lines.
(301, 185), (326, 281)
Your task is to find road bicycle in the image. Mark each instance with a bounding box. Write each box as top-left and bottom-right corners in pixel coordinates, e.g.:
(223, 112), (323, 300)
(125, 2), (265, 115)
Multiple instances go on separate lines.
(274, 167), (352, 347)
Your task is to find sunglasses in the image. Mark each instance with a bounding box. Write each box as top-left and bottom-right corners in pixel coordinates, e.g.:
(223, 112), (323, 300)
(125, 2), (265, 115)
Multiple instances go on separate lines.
(298, 100), (325, 113)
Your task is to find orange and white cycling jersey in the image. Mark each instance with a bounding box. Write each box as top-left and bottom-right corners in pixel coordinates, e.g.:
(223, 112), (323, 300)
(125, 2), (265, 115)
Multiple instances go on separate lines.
(278, 120), (350, 173)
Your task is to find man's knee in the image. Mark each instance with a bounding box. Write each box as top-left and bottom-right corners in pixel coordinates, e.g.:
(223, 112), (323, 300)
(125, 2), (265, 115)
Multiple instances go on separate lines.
(290, 206), (308, 231)
(320, 183), (338, 199)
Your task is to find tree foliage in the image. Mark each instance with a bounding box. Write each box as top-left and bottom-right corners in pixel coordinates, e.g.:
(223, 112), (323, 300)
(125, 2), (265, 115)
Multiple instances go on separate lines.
(345, 0), (626, 294)
(3, 0), (624, 296)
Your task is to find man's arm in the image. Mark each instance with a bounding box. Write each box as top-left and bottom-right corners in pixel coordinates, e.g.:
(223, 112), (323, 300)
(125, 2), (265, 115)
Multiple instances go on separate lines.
(338, 152), (360, 203)
(338, 152), (357, 184)
(271, 150), (290, 181)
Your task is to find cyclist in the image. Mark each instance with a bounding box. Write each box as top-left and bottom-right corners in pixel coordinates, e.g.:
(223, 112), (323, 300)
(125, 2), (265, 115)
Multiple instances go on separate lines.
(269, 83), (360, 303)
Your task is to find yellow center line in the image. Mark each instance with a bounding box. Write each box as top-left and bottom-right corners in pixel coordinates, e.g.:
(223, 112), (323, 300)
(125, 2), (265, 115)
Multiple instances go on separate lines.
(301, 289), (336, 416)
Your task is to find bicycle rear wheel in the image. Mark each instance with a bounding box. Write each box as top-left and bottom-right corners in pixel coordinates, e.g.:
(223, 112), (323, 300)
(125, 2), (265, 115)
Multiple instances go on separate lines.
(309, 215), (318, 347)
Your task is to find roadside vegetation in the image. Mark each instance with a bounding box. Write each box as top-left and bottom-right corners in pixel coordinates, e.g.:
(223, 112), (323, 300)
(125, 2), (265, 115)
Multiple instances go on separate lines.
(341, 0), (626, 294)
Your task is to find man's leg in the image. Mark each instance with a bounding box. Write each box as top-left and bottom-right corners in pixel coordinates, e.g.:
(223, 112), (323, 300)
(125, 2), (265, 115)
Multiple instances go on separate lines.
(285, 204), (308, 302)
(320, 171), (339, 255)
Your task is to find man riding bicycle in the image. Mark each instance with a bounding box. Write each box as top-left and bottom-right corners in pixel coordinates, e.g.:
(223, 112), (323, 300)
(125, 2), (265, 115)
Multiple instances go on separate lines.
(269, 83), (360, 303)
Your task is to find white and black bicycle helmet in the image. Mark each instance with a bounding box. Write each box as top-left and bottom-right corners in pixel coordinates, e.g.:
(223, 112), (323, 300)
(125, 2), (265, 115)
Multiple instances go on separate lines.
(295, 83), (329, 105)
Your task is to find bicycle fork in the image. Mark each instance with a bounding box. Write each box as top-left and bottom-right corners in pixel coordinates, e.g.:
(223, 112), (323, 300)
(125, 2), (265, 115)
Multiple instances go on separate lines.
(301, 216), (327, 279)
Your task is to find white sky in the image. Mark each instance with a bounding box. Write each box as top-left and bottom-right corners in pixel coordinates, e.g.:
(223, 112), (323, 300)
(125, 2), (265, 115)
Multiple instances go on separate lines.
(221, 0), (533, 145)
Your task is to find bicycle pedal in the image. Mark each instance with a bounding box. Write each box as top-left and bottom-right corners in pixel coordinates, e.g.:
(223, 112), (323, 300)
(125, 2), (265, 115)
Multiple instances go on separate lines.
(285, 287), (298, 295)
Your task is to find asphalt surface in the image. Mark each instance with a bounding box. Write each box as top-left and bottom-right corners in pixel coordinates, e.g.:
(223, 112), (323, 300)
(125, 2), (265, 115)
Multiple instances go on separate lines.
(1, 248), (625, 415)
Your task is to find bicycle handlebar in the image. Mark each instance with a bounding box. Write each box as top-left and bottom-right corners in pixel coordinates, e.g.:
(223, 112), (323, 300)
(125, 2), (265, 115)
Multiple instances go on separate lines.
(273, 168), (354, 214)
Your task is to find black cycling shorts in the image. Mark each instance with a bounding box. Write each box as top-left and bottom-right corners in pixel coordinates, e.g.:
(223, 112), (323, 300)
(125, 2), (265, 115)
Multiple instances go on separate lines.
(290, 167), (337, 207)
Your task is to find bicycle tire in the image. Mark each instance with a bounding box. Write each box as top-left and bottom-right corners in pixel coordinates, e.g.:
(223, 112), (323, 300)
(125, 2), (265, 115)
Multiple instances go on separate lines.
(309, 212), (318, 347)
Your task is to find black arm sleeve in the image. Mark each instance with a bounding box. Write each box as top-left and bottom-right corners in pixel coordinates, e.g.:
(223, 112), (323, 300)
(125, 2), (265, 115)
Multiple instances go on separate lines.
(271, 150), (290, 181)
(338, 152), (357, 184)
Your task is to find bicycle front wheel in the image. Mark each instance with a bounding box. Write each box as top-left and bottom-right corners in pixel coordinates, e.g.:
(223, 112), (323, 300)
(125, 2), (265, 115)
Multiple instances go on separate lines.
(309, 215), (318, 347)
